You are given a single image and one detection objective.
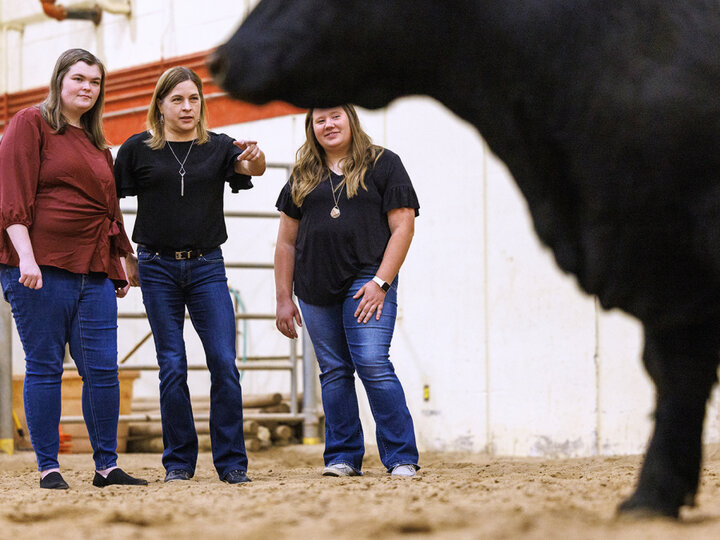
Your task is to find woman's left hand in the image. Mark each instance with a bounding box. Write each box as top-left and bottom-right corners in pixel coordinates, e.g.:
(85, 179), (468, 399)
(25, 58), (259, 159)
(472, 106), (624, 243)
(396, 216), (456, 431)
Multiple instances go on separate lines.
(353, 281), (386, 323)
(117, 255), (134, 297)
(234, 140), (266, 176)
(234, 139), (261, 160)
(115, 283), (130, 298)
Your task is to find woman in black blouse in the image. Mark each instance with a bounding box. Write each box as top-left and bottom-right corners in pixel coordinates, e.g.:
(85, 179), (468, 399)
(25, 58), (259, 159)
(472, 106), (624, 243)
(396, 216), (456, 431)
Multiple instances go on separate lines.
(115, 66), (265, 485)
(275, 105), (419, 477)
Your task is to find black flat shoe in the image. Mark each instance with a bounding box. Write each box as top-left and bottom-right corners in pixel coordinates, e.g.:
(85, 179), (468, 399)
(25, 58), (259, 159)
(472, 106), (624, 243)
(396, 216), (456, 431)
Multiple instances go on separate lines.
(93, 468), (148, 487)
(221, 469), (252, 484)
(164, 469), (192, 482)
(40, 471), (69, 490)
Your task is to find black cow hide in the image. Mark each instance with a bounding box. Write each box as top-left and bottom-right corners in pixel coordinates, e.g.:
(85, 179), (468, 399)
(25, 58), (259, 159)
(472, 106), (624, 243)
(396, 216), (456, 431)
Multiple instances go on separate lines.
(210, 0), (720, 518)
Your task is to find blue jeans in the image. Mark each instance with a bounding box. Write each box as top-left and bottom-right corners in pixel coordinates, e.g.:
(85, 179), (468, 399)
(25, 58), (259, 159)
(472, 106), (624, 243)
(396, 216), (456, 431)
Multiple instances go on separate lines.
(299, 272), (419, 473)
(137, 246), (247, 478)
(0, 265), (120, 472)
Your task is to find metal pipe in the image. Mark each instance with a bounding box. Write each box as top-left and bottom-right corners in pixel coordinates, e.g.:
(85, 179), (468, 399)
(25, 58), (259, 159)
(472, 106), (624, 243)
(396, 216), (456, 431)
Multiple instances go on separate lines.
(301, 327), (321, 444)
(64, 361), (296, 371)
(40, 0), (102, 25)
(289, 338), (298, 415)
(2, 0), (128, 30)
(60, 412), (303, 424)
(0, 301), (14, 454)
(224, 262), (274, 269)
(117, 311), (275, 320)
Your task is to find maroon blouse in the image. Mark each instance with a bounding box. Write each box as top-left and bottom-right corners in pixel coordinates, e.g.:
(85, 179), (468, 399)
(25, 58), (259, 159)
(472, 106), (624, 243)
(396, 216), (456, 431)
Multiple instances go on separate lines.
(0, 107), (132, 286)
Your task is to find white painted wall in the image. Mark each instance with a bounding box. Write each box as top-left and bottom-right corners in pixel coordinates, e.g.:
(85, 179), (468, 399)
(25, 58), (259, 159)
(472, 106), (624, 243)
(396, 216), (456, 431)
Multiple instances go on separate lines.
(3, 0), (719, 457)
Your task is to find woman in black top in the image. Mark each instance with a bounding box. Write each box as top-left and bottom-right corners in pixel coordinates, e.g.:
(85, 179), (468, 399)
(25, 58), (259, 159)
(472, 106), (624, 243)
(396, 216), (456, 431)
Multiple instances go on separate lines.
(275, 105), (420, 477)
(114, 66), (265, 485)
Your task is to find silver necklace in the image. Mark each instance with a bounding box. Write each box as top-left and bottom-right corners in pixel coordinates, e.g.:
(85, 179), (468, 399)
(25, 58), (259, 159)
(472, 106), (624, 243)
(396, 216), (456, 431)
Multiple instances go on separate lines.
(167, 139), (195, 197)
(328, 173), (344, 218)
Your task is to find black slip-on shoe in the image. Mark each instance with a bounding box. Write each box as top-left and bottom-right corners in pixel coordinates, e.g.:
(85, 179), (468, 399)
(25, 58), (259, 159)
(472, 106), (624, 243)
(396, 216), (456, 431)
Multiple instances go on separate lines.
(164, 469), (192, 483)
(40, 471), (69, 490)
(221, 469), (252, 484)
(93, 468), (148, 487)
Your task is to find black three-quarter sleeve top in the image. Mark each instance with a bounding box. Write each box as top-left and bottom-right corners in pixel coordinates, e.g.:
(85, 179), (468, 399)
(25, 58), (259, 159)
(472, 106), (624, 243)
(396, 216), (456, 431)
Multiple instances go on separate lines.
(114, 131), (252, 250)
(276, 149), (420, 305)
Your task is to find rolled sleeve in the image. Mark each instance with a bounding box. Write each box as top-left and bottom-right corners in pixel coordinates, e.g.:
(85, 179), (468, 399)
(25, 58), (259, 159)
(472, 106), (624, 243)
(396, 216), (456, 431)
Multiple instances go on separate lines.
(0, 109), (42, 228)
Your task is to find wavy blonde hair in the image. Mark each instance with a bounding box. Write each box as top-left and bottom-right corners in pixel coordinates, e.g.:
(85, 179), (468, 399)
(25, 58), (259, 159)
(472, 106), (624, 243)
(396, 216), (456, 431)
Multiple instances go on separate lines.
(145, 66), (209, 150)
(291, 105), (384, 206)
(40, 48), (108, 149)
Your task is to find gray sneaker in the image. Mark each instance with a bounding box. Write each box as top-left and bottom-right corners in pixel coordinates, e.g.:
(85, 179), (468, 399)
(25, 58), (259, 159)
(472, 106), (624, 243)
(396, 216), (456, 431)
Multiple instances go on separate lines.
(391, 464), (417, 477)
(322, 464), (359, 477)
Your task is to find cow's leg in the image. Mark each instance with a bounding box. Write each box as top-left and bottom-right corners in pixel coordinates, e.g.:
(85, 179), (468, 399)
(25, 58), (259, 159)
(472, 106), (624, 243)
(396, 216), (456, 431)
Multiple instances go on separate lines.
(618, 320), (720, 518)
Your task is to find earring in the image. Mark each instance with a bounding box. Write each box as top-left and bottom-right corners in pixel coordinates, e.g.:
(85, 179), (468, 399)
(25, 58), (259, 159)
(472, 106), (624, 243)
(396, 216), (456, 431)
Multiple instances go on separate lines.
(160, 114), (164, 124)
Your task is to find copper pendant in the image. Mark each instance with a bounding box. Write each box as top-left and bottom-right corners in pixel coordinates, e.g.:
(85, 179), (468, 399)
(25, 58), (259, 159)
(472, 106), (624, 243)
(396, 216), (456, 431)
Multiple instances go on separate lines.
(330, 206), (341, 219)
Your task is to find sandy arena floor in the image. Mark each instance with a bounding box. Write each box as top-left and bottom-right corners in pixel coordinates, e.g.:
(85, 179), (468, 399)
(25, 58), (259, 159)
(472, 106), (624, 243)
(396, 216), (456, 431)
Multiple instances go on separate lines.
(2, 445), (720, 539)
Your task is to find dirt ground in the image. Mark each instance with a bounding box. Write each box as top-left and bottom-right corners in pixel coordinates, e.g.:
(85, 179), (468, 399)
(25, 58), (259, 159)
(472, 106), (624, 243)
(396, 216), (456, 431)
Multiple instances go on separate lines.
(3, 445), (720, 540)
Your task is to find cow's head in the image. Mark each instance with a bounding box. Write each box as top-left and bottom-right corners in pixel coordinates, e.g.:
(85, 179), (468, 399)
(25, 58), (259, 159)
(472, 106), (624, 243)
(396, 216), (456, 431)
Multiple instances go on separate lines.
(209, 0), (461, 109)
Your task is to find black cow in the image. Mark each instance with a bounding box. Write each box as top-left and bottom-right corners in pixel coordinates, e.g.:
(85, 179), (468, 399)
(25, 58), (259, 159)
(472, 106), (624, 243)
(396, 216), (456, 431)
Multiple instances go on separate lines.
(209, 0), (720, 518)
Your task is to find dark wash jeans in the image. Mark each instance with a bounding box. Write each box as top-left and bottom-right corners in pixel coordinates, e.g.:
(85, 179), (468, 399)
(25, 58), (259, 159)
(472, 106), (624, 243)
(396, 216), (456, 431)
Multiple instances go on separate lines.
(298, 271), (419, 473)
(137, 246), (248, 478)
(0, 265), (120, 472)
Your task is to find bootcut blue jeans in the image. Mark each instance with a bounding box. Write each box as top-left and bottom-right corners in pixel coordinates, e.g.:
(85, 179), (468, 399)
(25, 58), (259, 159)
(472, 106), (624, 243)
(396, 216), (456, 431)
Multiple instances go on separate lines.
(0, 264), (120, 472)
(298, 271), (419, 473)
(137, 246), (248, 478)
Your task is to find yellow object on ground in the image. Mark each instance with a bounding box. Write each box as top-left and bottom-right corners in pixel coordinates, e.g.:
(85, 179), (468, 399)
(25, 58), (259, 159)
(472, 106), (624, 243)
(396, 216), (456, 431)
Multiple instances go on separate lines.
(0, 438), (13, 455)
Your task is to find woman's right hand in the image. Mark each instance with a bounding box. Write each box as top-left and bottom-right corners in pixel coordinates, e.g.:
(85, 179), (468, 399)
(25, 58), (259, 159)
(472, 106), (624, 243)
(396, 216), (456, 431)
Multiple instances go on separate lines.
(276, 297), (302, 339)
(6, 225), (42, 289)
(18, 258), (42, 289)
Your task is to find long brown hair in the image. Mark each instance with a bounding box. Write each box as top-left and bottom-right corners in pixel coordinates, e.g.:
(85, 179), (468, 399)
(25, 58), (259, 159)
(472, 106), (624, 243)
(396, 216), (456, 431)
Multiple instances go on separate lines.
(145, 66), (209, 150)
(291, 104), (384, 206)
(40, 48), (108, 150)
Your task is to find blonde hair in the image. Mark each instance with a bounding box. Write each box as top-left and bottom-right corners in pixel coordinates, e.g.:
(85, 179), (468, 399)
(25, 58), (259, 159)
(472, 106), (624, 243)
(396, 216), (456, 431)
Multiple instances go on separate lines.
(291, 104), (384, 206)
(40, 48), (108, 150)
(145, 66), (209, 150)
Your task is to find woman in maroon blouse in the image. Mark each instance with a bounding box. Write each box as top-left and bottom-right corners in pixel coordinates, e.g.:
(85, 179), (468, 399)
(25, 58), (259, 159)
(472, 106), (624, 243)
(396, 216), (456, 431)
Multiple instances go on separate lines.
(0, 48), (146, 490)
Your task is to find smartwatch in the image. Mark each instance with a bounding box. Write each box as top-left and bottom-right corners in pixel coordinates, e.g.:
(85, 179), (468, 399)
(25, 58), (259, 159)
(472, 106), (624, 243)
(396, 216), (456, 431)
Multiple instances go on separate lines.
(372, 276), (391, 292)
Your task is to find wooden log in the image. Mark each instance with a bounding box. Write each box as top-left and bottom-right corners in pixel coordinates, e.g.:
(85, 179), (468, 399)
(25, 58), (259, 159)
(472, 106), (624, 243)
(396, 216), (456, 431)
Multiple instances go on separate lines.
(243, 420), (259, 435)
(257, 425), (271, 443)
(259, 403), (290, 414)
(281, 392), (304, 405)
(245, 438), (262, 452)
(254, 419), (279, 430)
(241, 405), (293, 415)
(133, 392), (292, 413)
(272, 424), (293, 441)
(242, 393), (283, 408)
(128, 420), (259, 437)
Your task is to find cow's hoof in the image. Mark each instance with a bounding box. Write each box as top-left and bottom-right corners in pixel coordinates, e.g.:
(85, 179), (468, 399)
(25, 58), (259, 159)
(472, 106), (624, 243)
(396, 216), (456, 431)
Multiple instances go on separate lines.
(617, 493), (680, 519)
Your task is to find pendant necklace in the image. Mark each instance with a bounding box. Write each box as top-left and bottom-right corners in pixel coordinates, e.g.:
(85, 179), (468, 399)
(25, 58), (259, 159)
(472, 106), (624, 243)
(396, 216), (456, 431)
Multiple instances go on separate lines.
(328, 173), (344, 219)
(167, 139), (195, 197)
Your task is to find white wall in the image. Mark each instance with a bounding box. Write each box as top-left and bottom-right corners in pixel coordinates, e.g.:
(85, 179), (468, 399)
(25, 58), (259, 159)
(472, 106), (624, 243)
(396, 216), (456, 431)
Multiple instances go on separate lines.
(3, 0), (719, 457)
